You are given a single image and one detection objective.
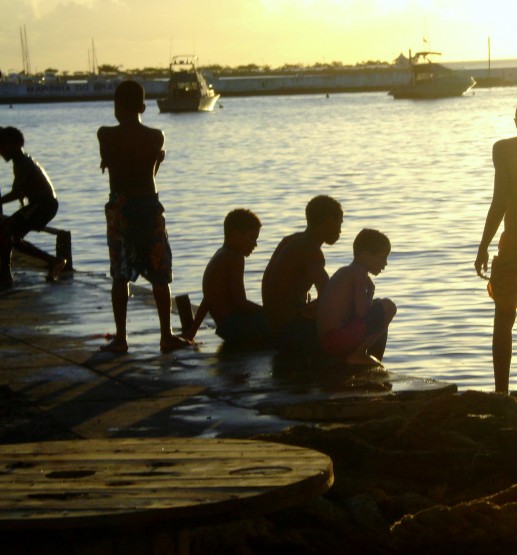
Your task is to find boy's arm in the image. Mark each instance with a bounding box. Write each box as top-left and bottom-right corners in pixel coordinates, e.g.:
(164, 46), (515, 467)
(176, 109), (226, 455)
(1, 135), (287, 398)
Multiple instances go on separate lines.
(229, 255), (261, 312)
(475, 141), (508, 277)
(308, 249), (330, 296)
(155, 149), (165, 176)
(0, 190), (20, 205)
(151, 130), (165, 176)
(1, 174), (23, 205)
(301, 264), (329, 318)
(354, 271), (372, 319)
(97, 127), (109, 174)
(182, 298), (208, 341)
(366, 276), (375, 302)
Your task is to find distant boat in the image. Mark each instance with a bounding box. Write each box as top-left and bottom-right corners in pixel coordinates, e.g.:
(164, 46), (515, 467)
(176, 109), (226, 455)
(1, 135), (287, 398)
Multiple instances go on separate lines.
(157, 56), (220, 113)
(389, 51), (476, 99)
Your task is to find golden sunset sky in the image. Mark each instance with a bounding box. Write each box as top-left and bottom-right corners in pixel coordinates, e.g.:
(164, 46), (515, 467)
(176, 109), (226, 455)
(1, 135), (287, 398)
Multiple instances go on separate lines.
(1, 0), (516, 73)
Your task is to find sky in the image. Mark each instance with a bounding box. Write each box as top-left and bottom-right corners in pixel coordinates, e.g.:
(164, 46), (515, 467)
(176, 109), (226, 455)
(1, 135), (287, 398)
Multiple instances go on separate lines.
(1, 0), (516, 74)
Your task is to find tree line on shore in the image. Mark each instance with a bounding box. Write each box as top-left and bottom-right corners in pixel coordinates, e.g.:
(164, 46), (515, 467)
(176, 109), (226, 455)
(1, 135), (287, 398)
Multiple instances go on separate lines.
(20, 59), (393, 79)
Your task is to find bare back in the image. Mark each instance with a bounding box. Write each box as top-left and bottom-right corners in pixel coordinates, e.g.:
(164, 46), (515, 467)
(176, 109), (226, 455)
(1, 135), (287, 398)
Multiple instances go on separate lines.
(203, 247), (246, 325)
(97, 122), (164, 197)
(317, 264), (363, 336)
(262, 232), (327, 333)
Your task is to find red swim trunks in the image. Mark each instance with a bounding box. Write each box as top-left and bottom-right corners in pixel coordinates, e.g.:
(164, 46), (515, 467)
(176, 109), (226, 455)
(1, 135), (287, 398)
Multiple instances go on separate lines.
(320, 300), (385, 359)
(320, 318), (367, 358)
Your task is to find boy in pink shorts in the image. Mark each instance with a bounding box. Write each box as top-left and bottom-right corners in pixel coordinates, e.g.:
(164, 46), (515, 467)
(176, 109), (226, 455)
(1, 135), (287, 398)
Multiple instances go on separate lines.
(317, 229), (397, 366)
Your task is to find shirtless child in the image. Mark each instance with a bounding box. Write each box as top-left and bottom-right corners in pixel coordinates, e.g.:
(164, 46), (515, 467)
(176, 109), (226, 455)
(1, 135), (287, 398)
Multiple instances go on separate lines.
(262, 195), (343, 353)
(0, 126), (66, 287)
(475, 107), (517, 393)
(97, 80), (189, 353)
(317, 229), (396, 366)
(185, 209), (270, 345)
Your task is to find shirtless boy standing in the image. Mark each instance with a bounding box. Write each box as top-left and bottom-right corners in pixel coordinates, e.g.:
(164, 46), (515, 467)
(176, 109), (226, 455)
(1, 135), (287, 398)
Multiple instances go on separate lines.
(317, 229), (396, 366)
(97, 80), (189, 353)
(184, 208), (270, 345)
(475, 108), (517, 393)
(262, 195), (343, 353)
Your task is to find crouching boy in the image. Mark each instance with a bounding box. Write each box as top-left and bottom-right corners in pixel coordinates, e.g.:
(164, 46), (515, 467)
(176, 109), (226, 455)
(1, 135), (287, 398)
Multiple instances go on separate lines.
(317, 228), (396, 366)
(0, 126), (66, 287)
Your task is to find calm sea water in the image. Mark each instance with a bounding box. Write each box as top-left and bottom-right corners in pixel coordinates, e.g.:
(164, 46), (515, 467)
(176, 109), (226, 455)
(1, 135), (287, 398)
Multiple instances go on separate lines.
(2, 87), (517, 391)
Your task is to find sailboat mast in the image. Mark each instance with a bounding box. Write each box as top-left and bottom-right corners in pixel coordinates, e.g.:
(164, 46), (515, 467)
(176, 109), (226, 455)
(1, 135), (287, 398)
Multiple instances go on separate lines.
(24, 25), (31, 75)
(91, 38), (98, 74)
(20, 25), (31, 75)
(19, 27), (24, 72)
(488, 37), (491, 79)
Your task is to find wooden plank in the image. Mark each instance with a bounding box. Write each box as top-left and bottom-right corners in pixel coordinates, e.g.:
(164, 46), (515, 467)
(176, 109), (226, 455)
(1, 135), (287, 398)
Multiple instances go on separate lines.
(0, 437), (333, 531)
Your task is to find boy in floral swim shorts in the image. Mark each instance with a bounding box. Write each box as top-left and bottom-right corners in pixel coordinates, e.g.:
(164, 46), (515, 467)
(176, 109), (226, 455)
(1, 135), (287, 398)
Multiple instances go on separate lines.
(317, 229), (397, 366)
(97, 80), (190, 353)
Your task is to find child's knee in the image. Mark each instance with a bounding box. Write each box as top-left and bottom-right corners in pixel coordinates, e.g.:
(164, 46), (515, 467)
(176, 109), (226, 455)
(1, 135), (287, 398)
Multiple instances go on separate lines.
(382, 298), (397, 321)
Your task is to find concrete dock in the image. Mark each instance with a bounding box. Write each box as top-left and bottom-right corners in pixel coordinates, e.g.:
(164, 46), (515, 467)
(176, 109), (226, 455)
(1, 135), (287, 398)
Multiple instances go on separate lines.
(0, 259), (456, 445)
(8, 261), (517, 555)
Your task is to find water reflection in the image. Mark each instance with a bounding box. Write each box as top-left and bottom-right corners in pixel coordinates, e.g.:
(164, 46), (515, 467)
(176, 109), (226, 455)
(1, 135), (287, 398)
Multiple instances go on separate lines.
(4, 88), (517, 390)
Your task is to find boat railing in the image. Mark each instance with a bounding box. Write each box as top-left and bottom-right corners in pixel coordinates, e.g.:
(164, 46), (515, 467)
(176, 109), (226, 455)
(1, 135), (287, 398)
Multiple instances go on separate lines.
(170, 55), (199, 72)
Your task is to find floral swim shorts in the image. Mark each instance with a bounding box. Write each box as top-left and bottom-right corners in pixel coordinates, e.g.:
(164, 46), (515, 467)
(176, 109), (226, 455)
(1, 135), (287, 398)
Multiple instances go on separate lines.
(105, 192), (172, 284)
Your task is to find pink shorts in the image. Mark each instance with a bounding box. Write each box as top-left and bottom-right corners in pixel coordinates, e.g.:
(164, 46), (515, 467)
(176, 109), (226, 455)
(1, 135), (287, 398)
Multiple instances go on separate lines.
(320, 319), (367, 358)
(320, 300), (385, 358)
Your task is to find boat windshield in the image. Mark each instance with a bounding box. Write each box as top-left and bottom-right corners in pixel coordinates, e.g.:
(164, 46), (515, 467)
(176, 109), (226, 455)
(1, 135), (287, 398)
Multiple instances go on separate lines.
(173, 81), (199, 91)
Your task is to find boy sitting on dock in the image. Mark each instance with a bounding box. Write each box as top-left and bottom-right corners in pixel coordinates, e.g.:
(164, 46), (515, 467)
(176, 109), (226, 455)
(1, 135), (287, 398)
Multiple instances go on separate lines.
(97, 80), (190, 353)
(184, 208), (270, 345)
(317, 229), (397, 366)
(0, 126), (66, 287)
(261, 195), (343, 353)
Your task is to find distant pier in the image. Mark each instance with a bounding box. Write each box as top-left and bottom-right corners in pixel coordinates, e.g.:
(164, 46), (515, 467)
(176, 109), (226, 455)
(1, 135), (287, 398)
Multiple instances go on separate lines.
(2, 66), (517, 104)
(214, 66), (517, 97)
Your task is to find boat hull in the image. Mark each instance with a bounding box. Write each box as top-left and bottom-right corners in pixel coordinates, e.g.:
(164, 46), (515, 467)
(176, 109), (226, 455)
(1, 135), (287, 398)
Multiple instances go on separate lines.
(389, 78), (475, 99)
(389, 54), (476, 99)
(157, 93), (220, 113)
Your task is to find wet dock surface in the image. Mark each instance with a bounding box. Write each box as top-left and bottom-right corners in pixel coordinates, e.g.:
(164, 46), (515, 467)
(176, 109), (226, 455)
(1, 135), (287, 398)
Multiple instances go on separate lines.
(0, 262), (457, 444)
(13, 264), (517, 555)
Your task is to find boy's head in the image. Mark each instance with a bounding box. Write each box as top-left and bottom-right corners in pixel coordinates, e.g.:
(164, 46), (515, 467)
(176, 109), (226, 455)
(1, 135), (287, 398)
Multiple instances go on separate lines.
(114, 80), (145, 116)
(224, 208), (261, 257)
(0, 126), (24, 161)
(353, 229), (391, 275)
(305, 195), (343, 245)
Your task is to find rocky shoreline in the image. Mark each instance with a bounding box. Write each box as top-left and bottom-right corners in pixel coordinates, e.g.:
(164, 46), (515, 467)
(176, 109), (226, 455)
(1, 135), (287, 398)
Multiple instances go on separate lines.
(1, 265), (515, 554)
(191, 390), (517, 554)
(4, 383), (517, 554)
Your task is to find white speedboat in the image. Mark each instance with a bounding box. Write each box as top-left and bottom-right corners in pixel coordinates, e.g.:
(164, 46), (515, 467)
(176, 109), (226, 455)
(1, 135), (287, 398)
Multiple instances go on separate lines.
(157, 56), (220, 113)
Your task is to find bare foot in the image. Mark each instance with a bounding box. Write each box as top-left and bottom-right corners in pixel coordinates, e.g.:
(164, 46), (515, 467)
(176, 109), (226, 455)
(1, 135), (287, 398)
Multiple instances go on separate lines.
(160, 334), (192, 353)
(46, 258), (67, 281)
(346, 352), (384, 367)
(100, 337), (128, 353)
